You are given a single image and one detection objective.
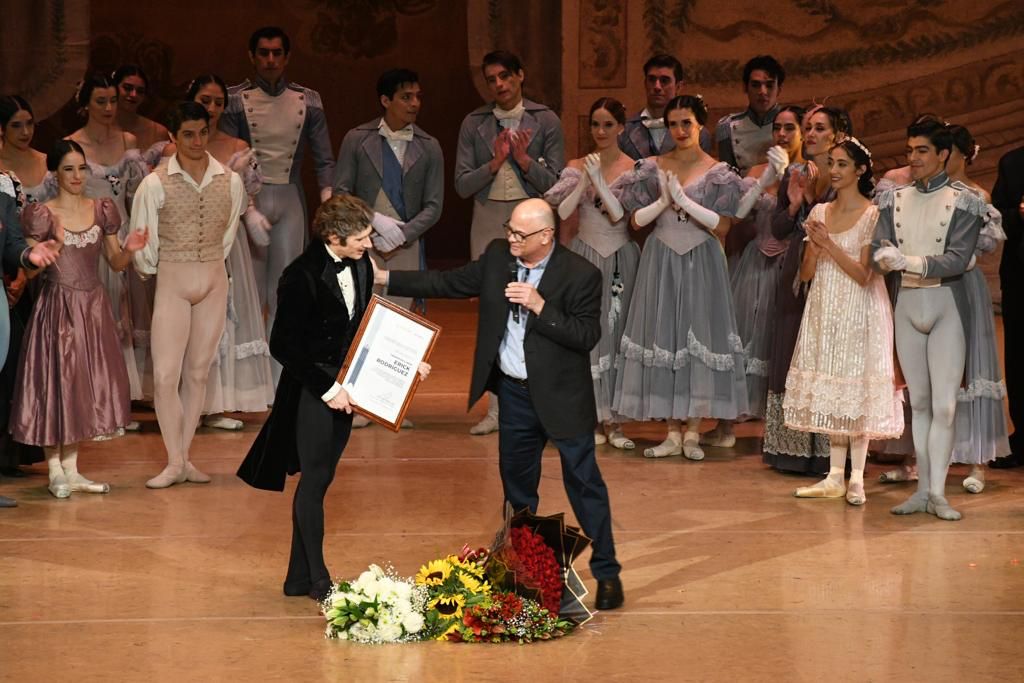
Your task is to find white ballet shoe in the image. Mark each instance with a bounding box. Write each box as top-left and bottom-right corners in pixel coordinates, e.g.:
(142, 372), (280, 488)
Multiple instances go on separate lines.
(926, 494), (962, 521)
(203, 415), (243, 431)
(352, 415), (372, 429)
(890, 491), (928, 515)
(469, 414), (499, 436)
(845, 481), (866, 506)
(643, 435), (682, 458)
(879, 466), (917, 483)
(607, 430), (635, 450)
(48, 472), (72, 499)
(794, 476), (846, 498)
(124, 420), (142, 432)
(64, 472), (110, 494)
(963, 467), (985, 494)
(184, 463), (211, 484)
(682, 434), (705, 461)
(699, 427), (736, 448)
(146, 464), (187, 489)
(594, 431), (608, 446)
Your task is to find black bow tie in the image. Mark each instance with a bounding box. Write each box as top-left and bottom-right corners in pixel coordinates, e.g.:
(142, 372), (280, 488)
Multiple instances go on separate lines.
(332, 258), (356, 274)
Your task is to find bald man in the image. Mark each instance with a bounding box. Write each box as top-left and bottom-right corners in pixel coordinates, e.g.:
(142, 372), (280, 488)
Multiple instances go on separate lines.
(374, 199), (624, 610)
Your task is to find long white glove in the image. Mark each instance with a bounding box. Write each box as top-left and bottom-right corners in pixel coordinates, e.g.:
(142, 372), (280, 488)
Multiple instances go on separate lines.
(766, 145), (789, 178)
(556, 169), (589, 220)
(371, 212), (406, 253)
(736, 160), (782, 219)
(667, 171), (722, 232)
(242, 205), (271, 247)
(583, 153), (624, 222)
(633, 169), (672, 227)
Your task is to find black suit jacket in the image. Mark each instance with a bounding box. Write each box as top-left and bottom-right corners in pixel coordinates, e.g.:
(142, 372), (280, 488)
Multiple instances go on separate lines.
(389, 240), (602, 439)
(237, 242), (373, 491)
(993, 146), (1024, 279)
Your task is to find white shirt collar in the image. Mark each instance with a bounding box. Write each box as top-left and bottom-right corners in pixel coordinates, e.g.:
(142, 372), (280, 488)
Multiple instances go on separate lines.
(167, 152), (225, 190)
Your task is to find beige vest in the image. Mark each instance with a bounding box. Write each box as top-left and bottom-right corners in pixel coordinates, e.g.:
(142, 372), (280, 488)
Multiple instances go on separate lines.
(728, 116), (772, 174)
(155, 165), (232, 263)
(893, 184), (958, 288)
(242, 88), (305, 184)
(488, 160), (528, 201)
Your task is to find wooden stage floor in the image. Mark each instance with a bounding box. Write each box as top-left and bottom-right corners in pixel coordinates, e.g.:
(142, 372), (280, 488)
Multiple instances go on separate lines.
(2, 300), (1023, 682)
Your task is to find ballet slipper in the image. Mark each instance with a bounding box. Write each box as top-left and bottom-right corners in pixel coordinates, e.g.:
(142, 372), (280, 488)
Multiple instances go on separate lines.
(890, 491), (929, 515)
(47, 471), (72, 499)
(146, 464), (187, 489)
(124, 420), (141, 432)
(962, 467), (985, 494)
(607, 430), (635, 450)
(594, 431), (608, 445)
(643, 434), (682, 459)
(682, 433), (705, 461)
(352, 414), (372, 430)
(878, 466), (917, 483)
(794, 476), (846, 498)
(699, 427), (736, 448)
(845, 481), (866, 506)
(184, 463), (211, 484)
(926, 494), (962, 521)
(64, 472), (110, 494)
(469, 414), (499, 435)
(203, 415), (243, 431)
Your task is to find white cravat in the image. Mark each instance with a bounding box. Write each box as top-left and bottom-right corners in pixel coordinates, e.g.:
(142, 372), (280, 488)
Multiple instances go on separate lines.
(639, 108), (665, 130)
(493, 101), (525, 130)
(378, 120), (413, 166)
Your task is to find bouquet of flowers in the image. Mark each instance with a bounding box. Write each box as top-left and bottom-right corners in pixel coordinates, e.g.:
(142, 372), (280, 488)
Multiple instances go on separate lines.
(323, 564), (428, 643)
(414, 553), (492, 640)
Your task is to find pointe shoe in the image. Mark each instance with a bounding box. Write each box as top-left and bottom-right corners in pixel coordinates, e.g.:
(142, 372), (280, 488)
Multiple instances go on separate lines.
(124, 420), (141, 432)
(890, 492), (929, 515)
(48, 472), (72, 499)
(184, 463), (211, 484)
(699, 427), (736, 448)
(203, 415), (243, 431)
(469, 414), (499, 436)
(607, 430), (635, 450)
(643, 436), (682, 458)
(594, 431), (608, 446)
(794, 476), (846, 498)
(64, 472), (110, 494)
(879, 466), (917, 483)
(682, 434), (705, 461)
(352, 414), (371, 429)
(926, 494), (962, 521)
(146, 464), (187, 489)
(846, 481), (866, 506)
(963, 468), (985, 494)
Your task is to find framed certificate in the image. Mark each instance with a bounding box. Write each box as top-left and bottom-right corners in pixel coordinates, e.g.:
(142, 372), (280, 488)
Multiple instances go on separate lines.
(337, 295), (441, 431)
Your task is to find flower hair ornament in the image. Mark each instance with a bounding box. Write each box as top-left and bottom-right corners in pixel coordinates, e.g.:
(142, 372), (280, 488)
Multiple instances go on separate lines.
(970, 143), (981, 163)
(846, 136), (873, 164)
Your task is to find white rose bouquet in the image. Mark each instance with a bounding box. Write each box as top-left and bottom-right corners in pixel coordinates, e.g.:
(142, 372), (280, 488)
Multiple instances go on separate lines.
(323, 565), (428, 643)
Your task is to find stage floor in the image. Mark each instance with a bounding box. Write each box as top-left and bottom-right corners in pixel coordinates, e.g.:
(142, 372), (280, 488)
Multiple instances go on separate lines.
(2, 300), (1022, 682)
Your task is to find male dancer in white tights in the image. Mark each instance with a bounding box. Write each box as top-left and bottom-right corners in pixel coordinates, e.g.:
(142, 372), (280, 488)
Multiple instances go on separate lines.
(872, 119), (984, 521)
(131, 102), (246, 488)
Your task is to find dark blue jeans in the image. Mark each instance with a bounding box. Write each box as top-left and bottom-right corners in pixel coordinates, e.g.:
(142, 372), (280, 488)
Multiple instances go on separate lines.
(497, 376), (621, 580)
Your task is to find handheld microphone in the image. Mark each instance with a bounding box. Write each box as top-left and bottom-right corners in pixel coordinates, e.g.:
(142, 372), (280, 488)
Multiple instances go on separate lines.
(507, 261), (520, 323)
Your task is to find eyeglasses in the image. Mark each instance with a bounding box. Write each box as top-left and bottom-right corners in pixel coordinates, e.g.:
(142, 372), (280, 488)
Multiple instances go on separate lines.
(503, 221), (549, 242)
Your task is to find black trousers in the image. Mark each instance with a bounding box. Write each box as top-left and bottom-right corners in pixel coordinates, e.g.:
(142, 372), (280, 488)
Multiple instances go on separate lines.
(284, 387), (353, 590)
(1003, 271), (1022, 453)
(497, 376), (621, 580)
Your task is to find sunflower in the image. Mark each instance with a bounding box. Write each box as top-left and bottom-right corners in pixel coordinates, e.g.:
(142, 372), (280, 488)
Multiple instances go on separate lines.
(428, 593), (467, 619)
(447, 555), (486, 578)
(457, 572), (492, 595)
(435, 622), (461, 641)
(415, 559), (452, 586)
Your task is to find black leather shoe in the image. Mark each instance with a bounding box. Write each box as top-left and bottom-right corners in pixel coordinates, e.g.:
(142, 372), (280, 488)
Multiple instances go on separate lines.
(309, 579), (333, 603)
(990, 453), (1023, 469)
(595, 577), (624, 610)
(283, 580), (311, 597)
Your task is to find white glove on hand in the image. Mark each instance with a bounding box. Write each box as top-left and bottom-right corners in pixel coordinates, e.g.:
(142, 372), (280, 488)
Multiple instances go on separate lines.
(633, 170), (672, 227)
(667, 171), (721, 232)
(766, 145), (789, 178)
(371, 212), (406, 253)
(584, 153), (602, 182)
(873, 244), (906, 272)
(242, 206), (272, 247)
